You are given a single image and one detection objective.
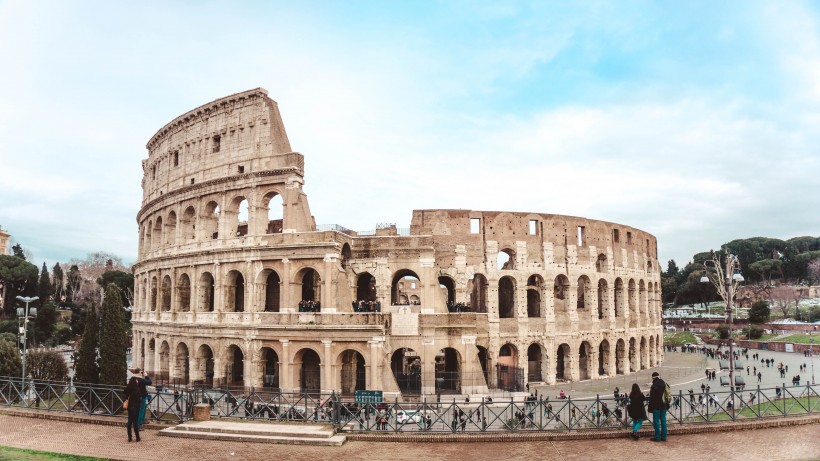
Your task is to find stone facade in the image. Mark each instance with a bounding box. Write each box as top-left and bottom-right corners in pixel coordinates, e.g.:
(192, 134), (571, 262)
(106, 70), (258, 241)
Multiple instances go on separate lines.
(0, 226), (9, 256)
(131, 88), (663, 397)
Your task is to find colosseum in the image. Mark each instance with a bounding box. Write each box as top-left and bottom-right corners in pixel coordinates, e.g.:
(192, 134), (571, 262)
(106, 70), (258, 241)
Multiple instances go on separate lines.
(131, 88), (663, 398)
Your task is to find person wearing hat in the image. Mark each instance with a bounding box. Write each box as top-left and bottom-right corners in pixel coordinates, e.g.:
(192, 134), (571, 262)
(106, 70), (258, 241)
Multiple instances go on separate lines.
(647, 371), (668, 442)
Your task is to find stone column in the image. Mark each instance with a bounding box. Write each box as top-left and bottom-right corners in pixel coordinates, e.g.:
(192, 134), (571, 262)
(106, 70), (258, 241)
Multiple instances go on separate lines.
(321, 340), (333, 392)
(568, 344), (579, 382)
(421, 338), (436, 394)
(281, 259), (292, 311)
(420, 258), (436, 313)
(188, 355), (198, 383)
(279, 340), (292, 392)
(322, 254), (336, 312)
(368, 338), (383, 391)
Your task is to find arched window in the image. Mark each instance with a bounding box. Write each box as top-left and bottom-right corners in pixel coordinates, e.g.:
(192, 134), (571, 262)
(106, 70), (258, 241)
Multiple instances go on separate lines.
(265, 271), (280, 312)
(161, 275), (172, 311)
(181, 206), (196, 241)
(263, 192), (283, 234)
(165, 211), (177, 246)
(498, 276), (516, 318)
(178, 273), (191, 312)
(497, 248), (515, 270)
(526, 274), (543, 318)
(198, 272), (215, 312)
(470, 274), (488, 313)
(202, 201), (220, 239)
(153, 217), (163, 249)
(391, 269), (420, 305)
(226, 270), (245, 312)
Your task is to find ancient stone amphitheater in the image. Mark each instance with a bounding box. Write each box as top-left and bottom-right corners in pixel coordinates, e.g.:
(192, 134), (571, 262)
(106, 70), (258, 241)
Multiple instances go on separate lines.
(132, 88), (662, 397)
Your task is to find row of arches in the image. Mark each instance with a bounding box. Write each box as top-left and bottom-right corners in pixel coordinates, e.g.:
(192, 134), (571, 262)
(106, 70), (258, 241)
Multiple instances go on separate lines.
(139, 191), (285, 255)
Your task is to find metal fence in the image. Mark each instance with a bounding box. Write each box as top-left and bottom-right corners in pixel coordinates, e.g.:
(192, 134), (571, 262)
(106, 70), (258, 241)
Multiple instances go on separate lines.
(1, 376), (817, 433)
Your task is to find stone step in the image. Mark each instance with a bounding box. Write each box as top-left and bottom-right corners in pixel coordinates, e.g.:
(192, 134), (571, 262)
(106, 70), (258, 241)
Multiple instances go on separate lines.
(159, 428), (346, 446)
(171, 421), (336, 438)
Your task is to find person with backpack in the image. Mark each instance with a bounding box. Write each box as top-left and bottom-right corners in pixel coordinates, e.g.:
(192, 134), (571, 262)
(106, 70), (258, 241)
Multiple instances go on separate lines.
(648, 371), (669, 442)
(627, 383), (648, 440)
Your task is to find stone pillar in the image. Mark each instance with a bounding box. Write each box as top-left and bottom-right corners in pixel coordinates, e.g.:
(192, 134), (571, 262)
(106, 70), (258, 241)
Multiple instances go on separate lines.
(213, 356), (224, 387)
(368, 338), (383, 391)
(322, 254), (337, 312)
(281, 259), (292, 311)
(243, 340), (255, 387)
(568, 344), (579, 382)
(321, 340), (333, 392)
(280, 340), (291, 391)
(420, 258), (436, 313)
(421, 339), (436, 394)
(188, 355), (198, 383)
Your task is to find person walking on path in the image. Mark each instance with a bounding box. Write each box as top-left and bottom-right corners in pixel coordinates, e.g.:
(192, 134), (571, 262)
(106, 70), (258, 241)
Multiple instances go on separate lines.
(648, 371), (669, 442)
(124, 375), (142, 442)
(627, 383), (648, 441)
(130, 368), (152, 428)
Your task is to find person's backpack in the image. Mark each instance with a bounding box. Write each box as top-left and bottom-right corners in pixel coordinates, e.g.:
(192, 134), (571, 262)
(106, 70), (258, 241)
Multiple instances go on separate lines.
(663, 382), (673, 409)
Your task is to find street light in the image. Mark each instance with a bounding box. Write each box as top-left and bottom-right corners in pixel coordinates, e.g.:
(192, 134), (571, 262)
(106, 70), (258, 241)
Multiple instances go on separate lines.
(16, 295), (39, 385)
(701, 250), (744, 400)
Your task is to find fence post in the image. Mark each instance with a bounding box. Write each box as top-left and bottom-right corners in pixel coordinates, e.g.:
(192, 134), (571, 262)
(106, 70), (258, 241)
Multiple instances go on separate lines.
(782, 382), (786, 417)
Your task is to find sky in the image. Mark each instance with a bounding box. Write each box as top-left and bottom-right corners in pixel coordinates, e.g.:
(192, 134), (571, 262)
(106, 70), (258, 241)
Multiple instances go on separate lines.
(1, 0), (819, 270)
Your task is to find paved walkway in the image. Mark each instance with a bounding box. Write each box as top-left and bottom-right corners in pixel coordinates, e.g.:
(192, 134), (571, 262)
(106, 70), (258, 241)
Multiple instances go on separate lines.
(0, 413), (817, 461)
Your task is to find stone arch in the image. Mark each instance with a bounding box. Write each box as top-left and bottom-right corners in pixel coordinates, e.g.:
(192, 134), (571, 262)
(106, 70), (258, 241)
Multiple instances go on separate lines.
(356, 272), (377, 303)
(391, 269), (420, 306)
(470, 273), (488, 313)
(615, 338), (626, 375)
(554, 275), (571, 328)
(527, 343), (546, 382)
(598, 339), (611, 376)
(438, 275), (455, 309)
(177, 273), (191, 312)
(261, 347), (280, 388)
(435, 347), (461, 394)
(639, 279), (647, 326)
(577, 275), (592, 310)
(498, 276), (516, 318)
(143, 221), (152, 254)
(579, 341), (593, 380)
(257, 269), (281, 312)
(639, 336), (648, 370)
(225, 270), (245, 312)
(165, 210), (177, 246)
(225, 344), (245, 386)
(161, 274), (172, 311)
(175, 342), (190, 385)
(198, 272), (215, 312)
(497, 343), (519, 390)
(526, 274), (544, 318)
(556, 343), (571, 381)
(614, 278), (625, 327)
(629, 337), (638, 372)
(146, 338), (156, 375)
(262, 190), (284, 234)
(196, 344), (215, 387)
(153, 217), (163, 249)
(337, 349), (367, 395)
(295, 266), (322, 308)
(150, 276), (158, 311)
(294, 347), (321, 393)
(597, 279), (609, 320)
(340, 243), (352, 269)
(391, 348), (421, 395)
(628, 279), (638, 328)
(181, 206), (196, 241)
(158, 340), (170, 383)
(201, 200), (220, 240)
(497, 248), (515, 270)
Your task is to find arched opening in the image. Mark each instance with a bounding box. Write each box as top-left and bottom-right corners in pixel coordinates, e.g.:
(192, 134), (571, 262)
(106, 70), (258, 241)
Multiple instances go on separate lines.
(264, 192), (283, 234)
(435, 348), (461, 394)
(150, 276), (158, 311)
(497, 248), (515, 270)
(177, 274), (191, 312)
(198, 272), (215, 312)
(391, 348), (421, 395)
(338, 350), (366, 396)
(639, 280), (647, 327)
(165, 211), (177, 246)
(614, 278), (625, 323)
(597, 279), (609, 320)
(196, 345), (215, 387)
(225, 345), (244, 386)
(202, 201), (220, 240)
(297, 268), (321, 311)
(181, 206), (196, 241)
(144, 222), (152, 254)
(629, 338), (638, 373)
(598, 340), (610, 376)
(527, 343), (543, 382)
(264, 271), (280, 312)
(158, 341), (170, 383)
(438, 276), (456, 310)
(579, 341), (592, 380)
(526, 275), (544, 318)
(628, 279), (638, 328)
(470, 274), (488, 313)
(356, 272), (377, 303)
(498, 276), (516, 318)
(175, 343), (190, 385)
(391, 269), (420, 306)
(497, 343), (521, 391)
(161, 275), (172, 311)
(262, 348), (280, 389)
(340, 243), (352, 269)
(153, 217), (163, 249)
(476, 345), (490, 386)
(596, 253), (607, 272)
(295, 348), (321, 393)
(226, 270), (245, 312)
(577, 275), (592, 310)
(556, 343), (571, 381)
(639, 337), (647, 370)
(554, 275), (570, 329)
(228, 196), (249, 237)
(615, 339), (626, 375)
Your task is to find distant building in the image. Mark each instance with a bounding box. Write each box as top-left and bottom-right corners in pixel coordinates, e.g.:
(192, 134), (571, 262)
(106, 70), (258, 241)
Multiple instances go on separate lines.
(0, 226), (9, 256)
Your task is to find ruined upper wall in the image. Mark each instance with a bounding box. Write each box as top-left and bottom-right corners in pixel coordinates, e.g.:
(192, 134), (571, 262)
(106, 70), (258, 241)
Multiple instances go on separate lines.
(141, 88), (301, 205)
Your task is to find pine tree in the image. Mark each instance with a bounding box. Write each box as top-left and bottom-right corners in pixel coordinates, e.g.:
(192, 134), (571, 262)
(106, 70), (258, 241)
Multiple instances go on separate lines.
(37, 262), (52, 307)
(98, 284), (127, 386)
(52, 263), (64, 303)
(74, 303), (99, 384)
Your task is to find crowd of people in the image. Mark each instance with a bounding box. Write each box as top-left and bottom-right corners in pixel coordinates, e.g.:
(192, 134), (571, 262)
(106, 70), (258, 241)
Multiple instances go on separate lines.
(297, 299), (321, 312)
(352, 299), (382, 312)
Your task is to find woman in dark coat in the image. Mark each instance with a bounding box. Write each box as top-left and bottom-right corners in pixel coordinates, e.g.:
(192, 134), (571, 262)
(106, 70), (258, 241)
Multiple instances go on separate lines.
(627, 383), (648, 440)
(125, 376), (142, 442)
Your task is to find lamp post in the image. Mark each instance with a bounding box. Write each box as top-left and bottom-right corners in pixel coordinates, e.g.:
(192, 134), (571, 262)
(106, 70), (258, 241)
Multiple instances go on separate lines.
(701, 250), (744, 398)
(16, 295), (39, 385)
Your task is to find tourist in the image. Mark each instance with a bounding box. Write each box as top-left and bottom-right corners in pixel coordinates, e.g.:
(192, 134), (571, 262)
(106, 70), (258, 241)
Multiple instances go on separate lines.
(757, 371), (762, 383)
(627, 383), (648, 440)
(124, 374), (142, 442)
(648, 371), (669, 442)
(129, 368), (152, 428)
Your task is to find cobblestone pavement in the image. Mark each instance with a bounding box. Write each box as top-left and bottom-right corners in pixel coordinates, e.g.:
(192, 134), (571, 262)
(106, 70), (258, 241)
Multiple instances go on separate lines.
(0, 413), (818, 461)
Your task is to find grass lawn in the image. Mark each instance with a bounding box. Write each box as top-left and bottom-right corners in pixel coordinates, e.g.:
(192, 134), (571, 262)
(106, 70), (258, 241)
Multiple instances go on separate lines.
(766, 334), (816, 345)
(0, 447), (106, 461)
(688, 394), (820, 422)
(663, 331), (698, 346)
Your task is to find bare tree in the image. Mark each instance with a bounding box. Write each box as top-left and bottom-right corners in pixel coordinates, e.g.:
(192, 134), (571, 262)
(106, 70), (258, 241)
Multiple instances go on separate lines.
(769, 285), (797, 318)
(809, 259), (820, 284)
